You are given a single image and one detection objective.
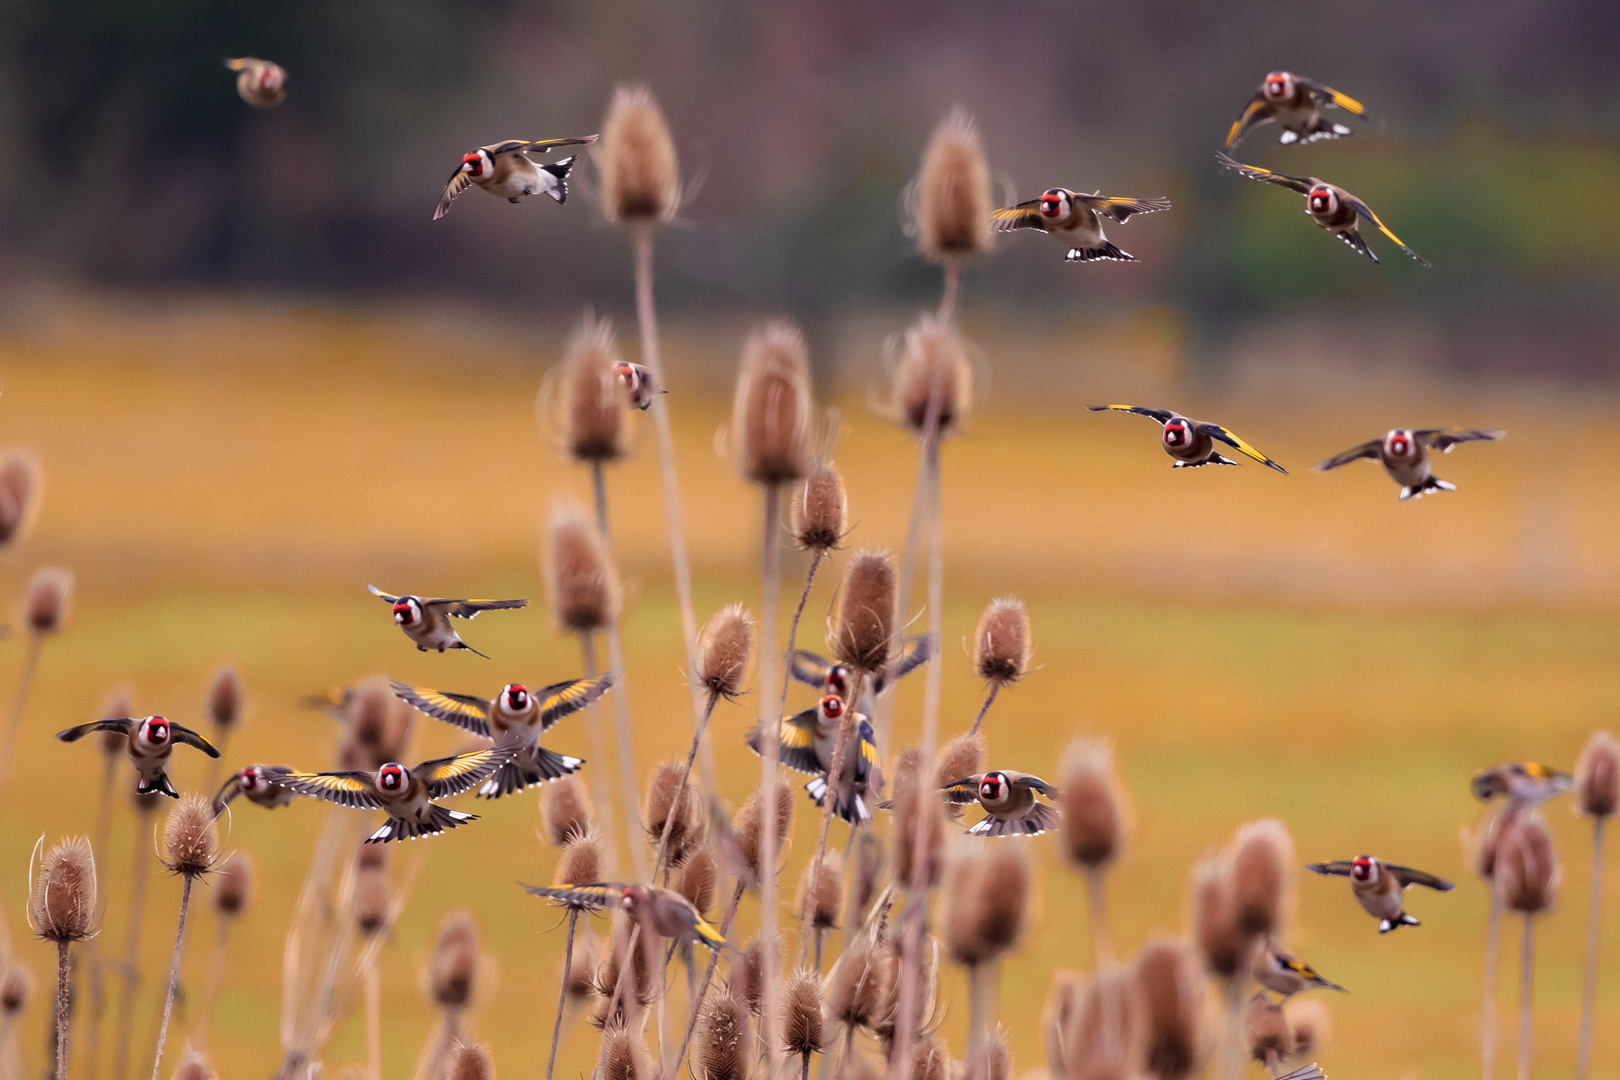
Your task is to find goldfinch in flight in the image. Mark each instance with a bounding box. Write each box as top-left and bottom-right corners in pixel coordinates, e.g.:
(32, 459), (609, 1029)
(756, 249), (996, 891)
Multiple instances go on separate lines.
(993, 188), (1171, 263)
(1306, 855), (1454, 933)
(789, 633), (936, 707)
(1226, 71), (1370, 149)
(225, 58), (286, 109)
(1473, 762), (1573, 808)
(367, 585), (527, 658)
(1249, 939), (1347, 1000)
(274, 743), (518, 843)
(1314, 428), (1503, 501)
(213, 764), (297, 813)
(1217, 153), (1430, 266)
(748, 694), (879, 824)
(940, 769), (1060, 837)
(614, 361), (664, 411)
(391, 675), (610, 797)
(57, 716), (220, 799)
(1088, 405), (1288, 473)
(433, 136), (598, 220)
(520, 882), (726, 951)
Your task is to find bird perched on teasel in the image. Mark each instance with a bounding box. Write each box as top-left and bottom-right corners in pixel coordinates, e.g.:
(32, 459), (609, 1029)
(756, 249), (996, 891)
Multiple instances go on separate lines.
(1249, 939), (1347, 1000)
(225, 58), (286, 108)
(1313, 428), (1504, 501)
(748, 694), (879, 824)
(1306, 855), (1454, 933)
(433, 136), (598, 219)
(272, 742), (519, 842)
(391, 675), (609, 797)
(213, 764), (296, 813)
(1226, 71), (1370, 149)
(1472, 761), (1573, 808)
(993, 188), (1170, 263)
(1217, 153), (1430, 266)
(520, 882), (725, 950)
(939, 769), (1060, 837)
(367, 585), (527, 657)
(57, 715), (220, 798)
(1089, 405), (1288, 473)
(613, 361), (663, 411)
(789, 634), (936, 705)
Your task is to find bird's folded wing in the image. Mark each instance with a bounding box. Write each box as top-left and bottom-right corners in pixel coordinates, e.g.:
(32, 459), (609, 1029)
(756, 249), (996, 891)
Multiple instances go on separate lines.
(939, 776), (982, 804)
(1300, 78), (1369, 117)
(992, 202), (1046, 232)
(1013, 773), (1059, 798)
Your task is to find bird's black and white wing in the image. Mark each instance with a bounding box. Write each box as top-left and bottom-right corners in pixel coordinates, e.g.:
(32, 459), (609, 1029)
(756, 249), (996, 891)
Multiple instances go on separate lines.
(392, 683), (493, 738)
(1385, 864), (1455, 892)
(1417, 429), (1504, 453)
(1314, 440), (1382, 472)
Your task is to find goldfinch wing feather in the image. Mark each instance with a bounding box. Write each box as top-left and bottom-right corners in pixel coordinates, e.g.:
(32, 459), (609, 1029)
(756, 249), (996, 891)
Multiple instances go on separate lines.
(391, 683), (493, 738)
(278, 770), (382, 810)
(56, 719), (135, 742)
(788, 649), (832, 688)
(367, 585), (403, 604)
(1416, 429), (1504, 452)
(519, 882), (626, 910)
(1299, 78), (1369, 118)
(872, 633), (936, 695)
(1087, 404), (1175, 424)
(1216, 152), (1314, 194)
(1385, 864), (1455, 892)
(1344, 194), (1431, 267)
(439, 598), (527, 619)
(1314, 439), (1382, 471)
(1226, 94), (1272, 149)
(534, 673), (613, 730)
(992, 201), (1047, 232)
(1200, 423), (1289, 474)
(940, 775), (983, 804)
(417, 746), (515, 799)
(1305, 860), (1356, 878)
(168, 721), (222, 757)
(1074, 195), (1172, 223)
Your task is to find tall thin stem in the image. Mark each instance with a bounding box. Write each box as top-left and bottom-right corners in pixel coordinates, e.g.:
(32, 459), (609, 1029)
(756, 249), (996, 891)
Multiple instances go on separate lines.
(577, 633), (619, 870)
(193, 917), (231, 1047)
(1086, 867), (1113, 969)
(938, 260), (961, 328)
(651, 694), (720, 883)
(365, 959), (381, 1080)
(0, 634), (44, 787)
(802, 673), (860, 969)
(545, 910), (580, 1080)
(604, 620), (648, 882)
(677, 881), (745, 1071)
(1221, 977), (1244, 1080)
(1578, 817), (1604, 1080)
(1483, 887), (1502, 1080)
(1517, 914), (1535, 1080)
(149, 875), (194, 1080)
(776, 550), (826, 727)
(113, 806), (154, 1080)
(85, 751), (118, 1080)
(54, 940), (69, 1080)
(967, 684), (999, 738)
(758, 483), (784, 1080)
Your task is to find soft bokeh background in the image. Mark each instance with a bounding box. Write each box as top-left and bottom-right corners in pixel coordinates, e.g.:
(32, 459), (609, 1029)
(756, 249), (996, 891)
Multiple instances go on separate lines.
(0, 4), (1618, 1080)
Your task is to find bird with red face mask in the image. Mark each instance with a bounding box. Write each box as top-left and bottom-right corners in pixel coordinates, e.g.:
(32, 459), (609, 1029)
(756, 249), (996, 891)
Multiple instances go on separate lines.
(788, 633), (936, 712)
(1216, 153), (1430, 266)
(1315, 428), (1504, 501)
(939, 769), (1060, 837)
(748, 694), (879, 824)
(1089, 405), (1288, 473)
(993, 187), (1170, 263)
(224, 57), (286, 108)
(390, 675), (611, 798)
(367, 585), (527, 658)
(213, 764), (297, 814)
(57, 715), (220, 798)
(1306, 855), (1454, 933)
(1226, 70), (1371, 149)
(611, 361), (664, 411)
(432, 136), (598, 219)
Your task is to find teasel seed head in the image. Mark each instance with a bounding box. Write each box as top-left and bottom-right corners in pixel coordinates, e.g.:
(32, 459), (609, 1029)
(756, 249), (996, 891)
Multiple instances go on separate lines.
(945, 841), (1030, 966)
(162, 795), (218, 877)
(909, 1037), (951, 1080)
(911, 107), (993, 262)
(831, 549), (897, 674)
(430, 911), (481, 1010)
(1461, 813), (1509, 882)
(347, 680), (415, 773)
(33, 836), (96, 943)
(0, 964), (30, 1015)
(173, 1049), (216, 1080)
(1285, 998), (1330, 1061)
(872, 933), (937, 1049)
(826, 938), (888, 1031)
(694, 991), (750, 1080)
(934, 731), (986, 791)
(595, 913), (657, 1018)
(597, 1022), (650, 1080)
(1130, 938), (1206, 1080)
(1243, 993), (1289, 1067)
(562, 314), (631, 463)
(206, 664), (243, 733)
(792, 462), (847, 552)
(355, 863), (388, 937)
(213, 852), (253, 917)
(1060, 970), (1143, 1080)
(697, 603), (754, 701)
(445, 1040), (494, 1080)
(892, 749), (944, 890)
(1059, 738), (1126, 870)
(975, 598), (1032, 686)
(1191, 857), (1248, 979)
(599, 85), (680, 225)
(1230, 819), (1293, 937)
(733, 780), (795, 887)
(679, 844), (718, 915)
(797, 850), (842, 931)
(545, 505), (622, 633)
(557, 830), (605, 888)
(892, 316), (972, 437)
(645, 762), (704, 866)
(783, 968), (827, 1059)
(1576, 730), (1620, 819)
(541, 777), (594, 846)
(965, 1037), (1011, 1080)
(0, 452), (41, 547)
(851, 830), (885, 916)
(729, 936), (770, 1015)
(24, 566), (72, 634)
(1496, 812), (1559, 915)
(732, 321), (814, 485)
(357, 841), (388, 873)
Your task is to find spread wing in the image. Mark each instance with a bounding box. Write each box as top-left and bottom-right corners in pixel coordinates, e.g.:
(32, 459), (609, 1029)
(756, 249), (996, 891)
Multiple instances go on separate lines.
(417, 746), (517, 800)
(279, 770), (382, 810)
(873, 634), (937, 696)
(788, 650), (833, 689)
(213, 774), (244, 809)
(1521, 761), (1569, 781)
(56, 719), (135, 743)
(392, 683), (492, 738)
(1087, 404), (1174, 425)
(940, 775), (984, 804)
(1074, 195), (1172, 224)
(1384, 864), (1455, 892)
(1216, 152), (1314, 195)
(1010, 773), (1058, 799)
(519, 882), (627, 911)
(1200, 423), (1289, 474)
(367, 585), (403, 604)
(1314, 440), (1382, 472)
(168, 722), (222, 757)
(854, 719), (879, 784)
(748, 714), (824, 776)
(1305, 860), (1356, 878)
(434, 169), (475, 220)
(992, 200), (1047, 232)
(1299, 78), (1369, 118)
(1344, 194), (1431, 267)
(1226, 94), (1274, 149)
(501, 136), (598, 157)
(534, 673), (614, 730)
(435, 598), (527, 619)
(1416, 429), (1504, 452)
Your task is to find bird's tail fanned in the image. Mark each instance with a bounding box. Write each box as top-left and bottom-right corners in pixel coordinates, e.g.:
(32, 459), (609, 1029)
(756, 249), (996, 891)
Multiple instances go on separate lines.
(541, 156), (576, 204)
(367, 807), (476, 843)
(805, 776), (869, 824)
(1399, 477), (1456, 501)
(477, 747), (584, 799)
(1276, 1065), (1325, 1080)
(137, 773), (180, 799)
(1065, 242), (1136, 263)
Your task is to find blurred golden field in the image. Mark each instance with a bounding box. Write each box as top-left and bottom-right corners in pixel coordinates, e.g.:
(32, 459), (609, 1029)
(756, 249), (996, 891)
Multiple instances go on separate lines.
(0, 295), (1616, 1080)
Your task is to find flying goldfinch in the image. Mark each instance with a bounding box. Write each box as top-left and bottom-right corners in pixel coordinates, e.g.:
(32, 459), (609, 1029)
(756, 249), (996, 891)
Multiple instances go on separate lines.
(1472, 762), (1573, 808)
(1226, 71), (1370, 149)
(748, 694), (879, 824)
(367, 585), (527, 658)
(57, 716), (220, 799)
(213, 764), (297, 813)
(1217, 153), (1430, 267)
(789, 634), (936, 703)
(1314, 428), (1503, 500)
(1306, 856), (1453, 933)
(613, 362), (663, 411)
(433, 136), (598, 219)
(391, 675), (609, 798)
(993, 188), (1171, 263)
(520, 883), (725, 950)
(225, 58), (286, 108)
(1249, 939), (1347, 1000)
(941, 770), (1060, 837)
(1089, 405), (1288, 473)
(274, 743), (518, 843)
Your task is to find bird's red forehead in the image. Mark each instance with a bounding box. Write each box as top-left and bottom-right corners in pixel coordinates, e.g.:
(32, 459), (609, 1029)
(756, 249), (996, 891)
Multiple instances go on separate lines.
(821, 694), (844, 716)
(1352, 856), (1372, 867)
(463, 153), (481, 164)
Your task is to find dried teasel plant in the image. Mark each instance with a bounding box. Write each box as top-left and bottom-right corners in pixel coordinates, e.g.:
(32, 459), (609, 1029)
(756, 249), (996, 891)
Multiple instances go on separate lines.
(541, 777), (594, 847)
(944, 842), (1031, 1050)
(444, 1041), (494, 1080)
(645, 761), (705, 871)
(693, 991), (750, 1080)
(782, 968), (827, 1080)
(33, 836), (95, 1080)
(196, 852), (254, 1044)
(546, 831), (606, 1080)
(1058, 969), (1142, 1080)
(424, 912), (483, 1079)
(204, 663), (243, 788)
(559, 313), (632, 467)
(1060, 737), (1128, 967)
(796, 851), (842, 969)
(2, 566), (74, 783)
(908, 107), (994, 323)
(1496, 813), (1559, 1080)
(1132, 938), (1208, 1080)
(151, 797), (218, 1080)
(1243, 993), (1290, 1074)
(1230, 819), (1293, 939)
(1575, 729), (1619, 1080)
(596, 1022), (650, 1080)
(965, 1036), (1010, 1080)
(970, 597), (1032, 735)
(934, 731), (987, 816)
(0, 452), (41, 548)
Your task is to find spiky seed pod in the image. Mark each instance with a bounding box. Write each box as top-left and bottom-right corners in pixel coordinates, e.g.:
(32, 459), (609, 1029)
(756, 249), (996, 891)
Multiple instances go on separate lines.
(697, 604), (754, 701)
(33, 836), (96, 943)
(541, 777), (594, 846)
(798, 851), (842, 931)
(730, 937), (768, 1015)
(872, 933), (938, 1049)
(1191, 857), (1248, 979)
(965, 1038), (1011, 1080)
(934, 731), (986, 788)
(679, 845), (718, 915)
(852, 831), (884, 915)
(645, 762), (704, 866)
(0, 453), (40, 546)
(1060, 970), (1142, 1080)
(945, 843), (1030, 965)
(213, 853), (253, 917)
(1462, 814), (1509, 882)
(595, 914), (657, 1014)
(558, 831), (605, 888)
(910, 1037), (951, 1080)
(1042, 971), (1084, 1078)
(830, 550), (897, 674)
(1284, 998), (1330, 1061)
(1131, 939), (1206, 1080)
(1497, 813), (1560, 915)
(893, 316), (973, 437)
(733, 781), (795, 886)
(943, 845), (989, 965)
(348, 681), (394, 756)
(0, 964), (31, 1015)
(694, 991), (750, 1080)
(1230, 819), (1293, 937)
(892, 749), (945, 890)
(357, 841), (388, 873)
(792, 462), (847, 551)
(599, 85), (680, 225)
(173, 1049), (216, 1080)
(1244, 993), (1289, 1066)
(912, 108), (993, 262)
(25, 566), (72, 634)
(562, 315), (631, 463)
(206, 664), (243, 732)
(163, 795), (218, 877)
(783, 968), (827, 1059)
(826, 939), (888, 1030)
(974, 598), (1032, 685)
(445, 1040), (494, 1080)
(430, 912), (481, 1010)
(355, 865), (388, 937)
(732, 321), (813, 485)
(1060, 738), (1125, 870)
(545, 507), (622, 633)
(1576, 730), (1620, 818)
(597, 1022), (650, 1080)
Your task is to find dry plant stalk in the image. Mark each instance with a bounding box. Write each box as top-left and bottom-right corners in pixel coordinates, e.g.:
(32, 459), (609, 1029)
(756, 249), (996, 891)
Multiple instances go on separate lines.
(34, 836), (96, 1080)
(911, 107), (993, 324)
(1575, 729), (1618, 1080)
(2, 567), (73, 787)
(1496, 814), (1558, 1080)
(195, 852), (254, 1047)
(204, 664), (243, 790)
(969, 598), (1031, 735)
(1060, 738), (1126, 968)
(151, 796), (218, 1080)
